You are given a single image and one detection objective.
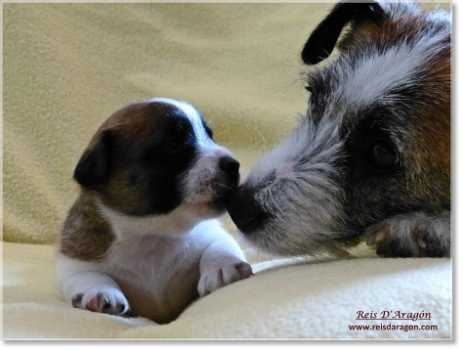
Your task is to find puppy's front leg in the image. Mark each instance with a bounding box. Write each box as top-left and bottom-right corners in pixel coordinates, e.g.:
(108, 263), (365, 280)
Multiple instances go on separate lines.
(365, 211), (450, 258)
(56, 255), (130, 316)
(198, 232), (253, 297)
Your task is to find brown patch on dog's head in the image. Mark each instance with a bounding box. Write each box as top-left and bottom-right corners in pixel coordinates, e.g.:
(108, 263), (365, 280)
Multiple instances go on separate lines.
(302, 1), (451, 216)
(73, 100), (204, 216)
(336, 3), (451, 177)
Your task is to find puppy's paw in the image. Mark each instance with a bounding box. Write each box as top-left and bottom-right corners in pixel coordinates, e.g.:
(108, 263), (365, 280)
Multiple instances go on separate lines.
(198, 262), (253, 297)
(365, 212), (450, 258)
(71, 288), (130, 316)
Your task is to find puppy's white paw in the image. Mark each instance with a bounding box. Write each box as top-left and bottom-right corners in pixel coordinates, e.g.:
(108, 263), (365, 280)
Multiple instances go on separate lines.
(198, 262), (253, 297)
(71, 288), (130, 316)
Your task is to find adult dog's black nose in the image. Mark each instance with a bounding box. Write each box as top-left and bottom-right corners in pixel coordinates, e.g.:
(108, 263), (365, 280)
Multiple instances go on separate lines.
(226, 185), (268, 234)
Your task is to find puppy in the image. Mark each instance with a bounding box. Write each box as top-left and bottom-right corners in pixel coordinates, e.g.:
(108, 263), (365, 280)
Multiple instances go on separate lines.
(227, 1), (450, 258)
(56, 98), (252, 324)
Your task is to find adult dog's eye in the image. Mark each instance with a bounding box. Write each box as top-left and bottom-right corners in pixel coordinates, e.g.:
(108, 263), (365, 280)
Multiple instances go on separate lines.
(366, 143), (399, 170)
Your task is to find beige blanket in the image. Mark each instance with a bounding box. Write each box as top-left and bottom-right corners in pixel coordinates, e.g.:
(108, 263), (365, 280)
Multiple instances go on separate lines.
(2, 2), (451, 339)
(2, 242), (451, 339)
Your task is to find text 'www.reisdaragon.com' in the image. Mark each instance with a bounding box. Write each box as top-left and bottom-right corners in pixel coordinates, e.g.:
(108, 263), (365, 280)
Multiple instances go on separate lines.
(349, 310), (438, 332)
(348, 324), (438, 332)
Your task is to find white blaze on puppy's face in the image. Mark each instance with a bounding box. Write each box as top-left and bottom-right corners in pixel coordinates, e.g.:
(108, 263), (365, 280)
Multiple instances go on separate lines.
(151, 98), (215, 148)
(151, 98), (238, 214)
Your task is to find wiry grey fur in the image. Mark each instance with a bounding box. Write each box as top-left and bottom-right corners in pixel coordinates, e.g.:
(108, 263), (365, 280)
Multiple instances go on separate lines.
(228, 1), (451, 258)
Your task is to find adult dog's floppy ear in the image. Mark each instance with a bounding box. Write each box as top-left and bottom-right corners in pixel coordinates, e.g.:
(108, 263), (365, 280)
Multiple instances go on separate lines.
(301, 2), (384, 65)
(74, 130), (113, 189)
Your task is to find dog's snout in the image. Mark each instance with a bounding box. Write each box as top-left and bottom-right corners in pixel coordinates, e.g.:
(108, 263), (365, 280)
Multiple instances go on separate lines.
(227, 186), (268, 234)
(219, 156), (240, 179)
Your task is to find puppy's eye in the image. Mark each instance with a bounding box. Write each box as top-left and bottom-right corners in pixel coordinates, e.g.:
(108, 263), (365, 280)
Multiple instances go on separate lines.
(305, 85), (314, 94)
(366, 143), (399, 171)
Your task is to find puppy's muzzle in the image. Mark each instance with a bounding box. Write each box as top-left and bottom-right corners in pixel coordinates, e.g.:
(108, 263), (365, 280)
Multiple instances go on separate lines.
(210, 156), (240, 210)
(226, 186), (269, 234)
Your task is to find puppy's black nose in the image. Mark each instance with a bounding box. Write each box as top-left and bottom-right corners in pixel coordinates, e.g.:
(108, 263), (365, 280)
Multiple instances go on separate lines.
(219, 156), (240, 178)
(226, 186), (268, 234)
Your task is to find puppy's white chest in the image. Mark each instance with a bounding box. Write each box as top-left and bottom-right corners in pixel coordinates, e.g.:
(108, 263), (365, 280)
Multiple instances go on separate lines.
(103, 234), (203, 286)
(99, 233), (206, 321)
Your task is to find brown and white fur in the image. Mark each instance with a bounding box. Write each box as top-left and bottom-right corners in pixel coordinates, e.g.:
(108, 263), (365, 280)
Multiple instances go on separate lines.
(227, 1), (451, 258)
(56, 98), (252, 324)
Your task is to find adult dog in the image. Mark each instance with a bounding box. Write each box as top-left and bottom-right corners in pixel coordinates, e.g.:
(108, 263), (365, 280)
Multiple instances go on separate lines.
(227, 1), (451, 258)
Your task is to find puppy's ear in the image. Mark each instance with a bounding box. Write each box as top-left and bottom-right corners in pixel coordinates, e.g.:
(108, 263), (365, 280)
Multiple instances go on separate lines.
(301, 2), (384, 65)
(74, 130), (113, 189)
